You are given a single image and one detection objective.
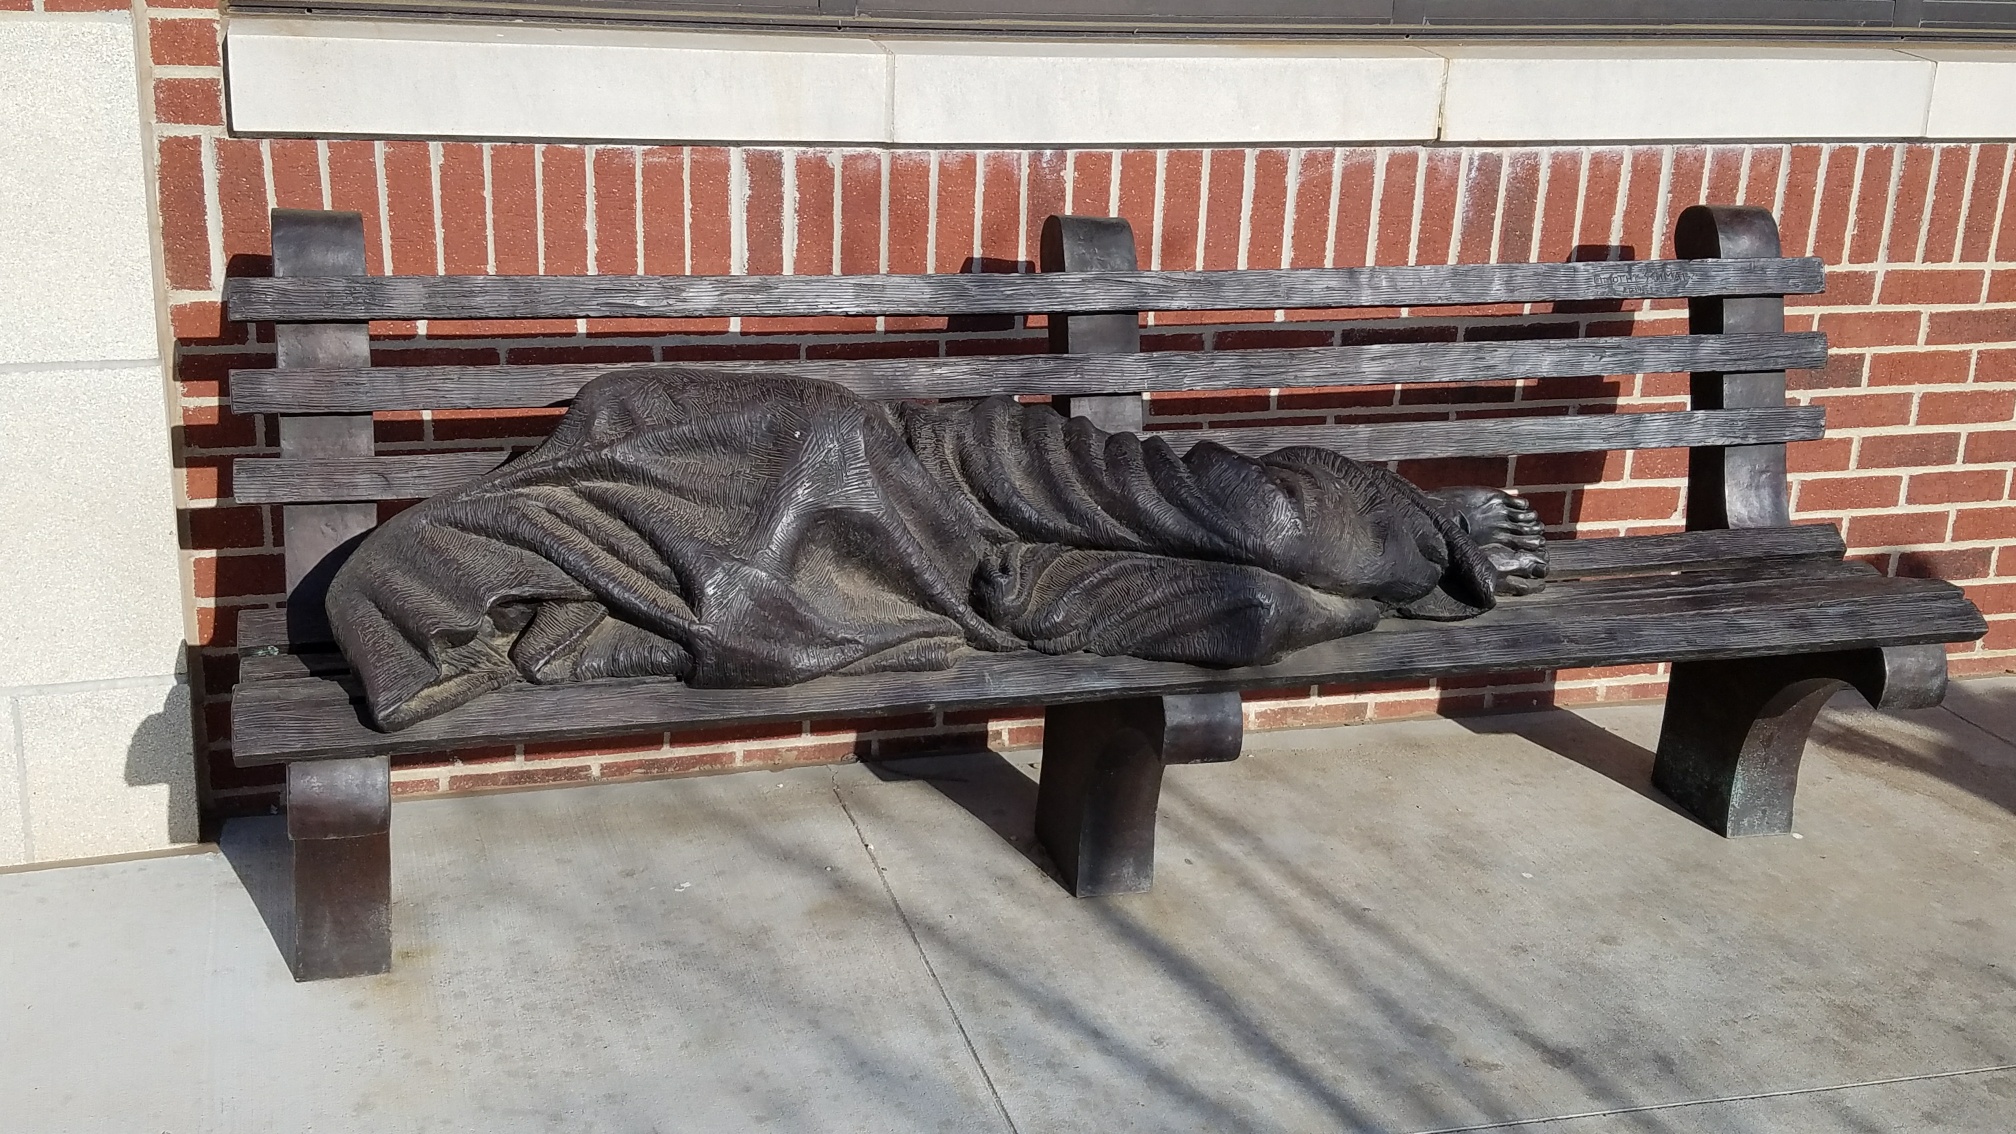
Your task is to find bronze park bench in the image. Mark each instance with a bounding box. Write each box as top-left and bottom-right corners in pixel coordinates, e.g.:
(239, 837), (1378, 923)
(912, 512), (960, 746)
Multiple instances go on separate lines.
(222, 204), (1986, 981)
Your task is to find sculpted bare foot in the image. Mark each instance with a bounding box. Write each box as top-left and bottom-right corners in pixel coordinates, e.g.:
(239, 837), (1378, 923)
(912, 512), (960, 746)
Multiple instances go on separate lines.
(1434, 487), (1548, 597)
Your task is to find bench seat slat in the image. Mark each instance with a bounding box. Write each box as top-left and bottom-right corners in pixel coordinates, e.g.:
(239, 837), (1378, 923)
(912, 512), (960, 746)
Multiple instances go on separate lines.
(241, 650), (350, 683)
(229, 571), (1982, 764)
(231, 523), (1852, 653)
(223, 258), (1826, 322)
(1541, 523), (1842, 577)
(228, 332), (1829, 413)
(227, 408), (1823, 504)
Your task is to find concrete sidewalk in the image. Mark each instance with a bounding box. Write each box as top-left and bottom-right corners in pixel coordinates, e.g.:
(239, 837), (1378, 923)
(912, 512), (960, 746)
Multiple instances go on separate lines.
(5, 681), (2015, 1133)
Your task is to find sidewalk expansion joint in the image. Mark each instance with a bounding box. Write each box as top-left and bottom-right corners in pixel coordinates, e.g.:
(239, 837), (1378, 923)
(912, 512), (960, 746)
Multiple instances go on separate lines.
(830, 768), (1024, 1134)
(1404, 1061), (2016, 1134)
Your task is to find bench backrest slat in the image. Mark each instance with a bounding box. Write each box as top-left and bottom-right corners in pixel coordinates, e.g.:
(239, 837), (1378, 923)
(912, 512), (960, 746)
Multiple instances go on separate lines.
(227, 331), (1828, 415)
(1193, 406), (1823, 462)
(231, 406), (1824, 506)
(223, 257), (1826, 322)
(235, 452), (512, 505)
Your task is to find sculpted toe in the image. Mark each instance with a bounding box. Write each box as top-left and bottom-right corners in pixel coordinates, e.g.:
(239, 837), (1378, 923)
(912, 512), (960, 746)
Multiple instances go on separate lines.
(1485, 544), (1549, 596)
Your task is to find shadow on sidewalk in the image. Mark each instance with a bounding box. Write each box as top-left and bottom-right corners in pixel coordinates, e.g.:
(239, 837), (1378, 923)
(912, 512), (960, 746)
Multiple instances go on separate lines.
(1456, 675), (2016, 827)
(1814, 677), (2016, 820)
(218, 814), (293, 964)
(1455, 707), (1693, 821)
(864, 750), (1061, 883)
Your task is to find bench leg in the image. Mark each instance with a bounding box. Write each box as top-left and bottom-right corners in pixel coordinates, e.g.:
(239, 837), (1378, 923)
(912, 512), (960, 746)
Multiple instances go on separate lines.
(1035, 692), (1242, 896)
(1652, 644), (1947, 837)
(287, 756), (392, 980)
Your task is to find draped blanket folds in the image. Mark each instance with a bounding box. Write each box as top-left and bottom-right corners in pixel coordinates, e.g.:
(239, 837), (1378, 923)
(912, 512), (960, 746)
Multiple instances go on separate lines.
(328, 368), (1504, 731)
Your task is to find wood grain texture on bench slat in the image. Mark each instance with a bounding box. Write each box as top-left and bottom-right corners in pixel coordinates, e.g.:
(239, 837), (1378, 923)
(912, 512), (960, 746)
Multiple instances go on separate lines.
(223, 258), (1826, 322)
(232, 524), (1850, 653)
(1544, 523), (1842, 578)
(228, 332), (1830, 413)
(226, 408), (1823, 504)
(239, 607), (319, 652)
(229, 572), (1980, 763)
(232, 451), (511, 504)
(241, 650), (351, 683)
(1188, 407), (1823, 461)
(1491, 559), (1874, 617)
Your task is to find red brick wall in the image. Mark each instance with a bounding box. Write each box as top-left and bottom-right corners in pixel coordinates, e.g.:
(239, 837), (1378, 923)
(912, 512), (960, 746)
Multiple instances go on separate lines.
(143, 9), (2016, 812)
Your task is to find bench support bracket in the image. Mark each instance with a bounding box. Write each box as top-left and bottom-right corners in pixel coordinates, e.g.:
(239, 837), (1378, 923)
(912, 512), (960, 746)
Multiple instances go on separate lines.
(1036, 693), (1243, 896)
(1676, 204), (1793, 532)
(1041, 214), (1145, 433)
(287, 756), (392, 980)
(1653, 644), (1947, 837)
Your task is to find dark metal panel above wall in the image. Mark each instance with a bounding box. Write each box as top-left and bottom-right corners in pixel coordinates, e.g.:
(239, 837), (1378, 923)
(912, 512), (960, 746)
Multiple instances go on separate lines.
(1399, 0), (1897, 26)
(1922, 0), (2016, 25)
(224, 0), (2016, 34)
(853, 0), (1390, 19)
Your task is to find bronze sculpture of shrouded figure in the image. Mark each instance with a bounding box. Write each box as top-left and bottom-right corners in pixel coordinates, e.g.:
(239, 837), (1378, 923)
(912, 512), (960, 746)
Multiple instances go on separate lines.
(328, 368), (1548, 731)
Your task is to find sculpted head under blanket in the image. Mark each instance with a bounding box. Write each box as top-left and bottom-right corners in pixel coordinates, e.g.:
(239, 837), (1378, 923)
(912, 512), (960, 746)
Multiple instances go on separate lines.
(328, 368), (1547, 731)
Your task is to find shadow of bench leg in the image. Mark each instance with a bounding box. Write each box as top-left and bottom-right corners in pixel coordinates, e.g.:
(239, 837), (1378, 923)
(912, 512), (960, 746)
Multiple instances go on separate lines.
(287, 756), (392, 980)
(1652, 644), (1947, 837)
(1035, 693), (1242, 896)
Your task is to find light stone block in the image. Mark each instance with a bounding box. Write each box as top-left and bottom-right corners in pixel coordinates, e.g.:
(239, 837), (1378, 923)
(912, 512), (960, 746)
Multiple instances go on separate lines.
(0, 366), (186, 689)
(226, 18), (891, 143)
(1915, 48), (2016, 138)
(1438, 45), (1936, 143)
(0, 699), (25, 867)
(14, 679), (195, 862)
(886, 40), (1444, 145)
(0, 15), (160, 367)
(228, 19), (1996, 147)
